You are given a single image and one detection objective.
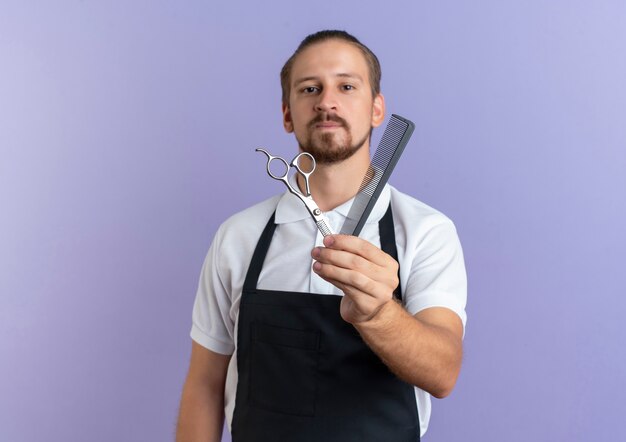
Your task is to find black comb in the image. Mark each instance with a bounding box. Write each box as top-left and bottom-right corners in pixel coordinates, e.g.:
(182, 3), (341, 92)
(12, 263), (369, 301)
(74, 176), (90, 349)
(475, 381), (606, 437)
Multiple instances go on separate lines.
(339, 114), (415, 236)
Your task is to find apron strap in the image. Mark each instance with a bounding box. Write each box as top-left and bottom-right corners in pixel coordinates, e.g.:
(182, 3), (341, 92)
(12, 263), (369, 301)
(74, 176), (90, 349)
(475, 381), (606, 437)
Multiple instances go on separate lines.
(242, 212), (277, 292)
(378, 204), (403, 301)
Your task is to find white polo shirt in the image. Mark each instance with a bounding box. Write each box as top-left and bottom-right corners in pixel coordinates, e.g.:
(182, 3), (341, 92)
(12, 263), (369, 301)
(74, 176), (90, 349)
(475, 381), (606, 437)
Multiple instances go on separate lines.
(190, 183), (467, 437)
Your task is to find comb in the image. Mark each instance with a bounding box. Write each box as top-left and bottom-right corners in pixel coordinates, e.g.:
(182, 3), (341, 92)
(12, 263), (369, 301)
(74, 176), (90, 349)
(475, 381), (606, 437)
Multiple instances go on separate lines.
(339, 114), (415, 236)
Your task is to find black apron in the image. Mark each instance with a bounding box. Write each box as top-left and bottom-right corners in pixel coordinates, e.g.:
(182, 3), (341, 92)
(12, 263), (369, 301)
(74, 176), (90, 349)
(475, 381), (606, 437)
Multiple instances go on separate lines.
(231, 205), (420, 441)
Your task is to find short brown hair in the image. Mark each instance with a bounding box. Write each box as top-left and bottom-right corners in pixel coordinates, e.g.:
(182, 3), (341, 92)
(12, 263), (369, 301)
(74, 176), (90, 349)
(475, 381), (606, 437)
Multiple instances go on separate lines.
(280, 30), (382, 106)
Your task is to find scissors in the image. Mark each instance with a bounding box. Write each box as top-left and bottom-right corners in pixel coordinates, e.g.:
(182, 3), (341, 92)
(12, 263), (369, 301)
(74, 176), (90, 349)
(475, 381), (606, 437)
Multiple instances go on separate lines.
(256, 148), (334, 237)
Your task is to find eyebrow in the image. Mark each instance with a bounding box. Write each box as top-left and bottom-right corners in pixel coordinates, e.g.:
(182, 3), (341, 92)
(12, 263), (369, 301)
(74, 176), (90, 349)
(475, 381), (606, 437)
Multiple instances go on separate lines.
(293, 72), (364, 86)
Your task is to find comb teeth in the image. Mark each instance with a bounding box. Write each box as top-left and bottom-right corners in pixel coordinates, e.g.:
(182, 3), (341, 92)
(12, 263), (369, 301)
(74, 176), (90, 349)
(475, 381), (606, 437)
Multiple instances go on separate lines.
(340, 114), (415, 236)
(373, 118), (408, 168)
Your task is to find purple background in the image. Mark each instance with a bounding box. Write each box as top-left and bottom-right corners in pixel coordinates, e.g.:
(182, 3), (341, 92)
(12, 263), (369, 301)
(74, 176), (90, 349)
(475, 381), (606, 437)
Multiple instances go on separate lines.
(2, 1), (625, 441)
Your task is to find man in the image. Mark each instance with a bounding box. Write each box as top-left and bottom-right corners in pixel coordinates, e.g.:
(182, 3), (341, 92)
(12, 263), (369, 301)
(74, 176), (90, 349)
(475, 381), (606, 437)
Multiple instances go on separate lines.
(177, 30), (467, 441)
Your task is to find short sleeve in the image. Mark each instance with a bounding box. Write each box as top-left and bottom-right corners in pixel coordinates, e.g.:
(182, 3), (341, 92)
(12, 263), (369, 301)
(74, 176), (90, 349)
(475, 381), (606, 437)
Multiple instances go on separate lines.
(190, 229), (236, 355)
(403, 219), (467, 331)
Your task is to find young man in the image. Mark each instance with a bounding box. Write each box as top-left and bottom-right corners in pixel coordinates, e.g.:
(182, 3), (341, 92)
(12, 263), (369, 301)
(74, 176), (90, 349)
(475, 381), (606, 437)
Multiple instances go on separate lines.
(177, 30), (467, 442)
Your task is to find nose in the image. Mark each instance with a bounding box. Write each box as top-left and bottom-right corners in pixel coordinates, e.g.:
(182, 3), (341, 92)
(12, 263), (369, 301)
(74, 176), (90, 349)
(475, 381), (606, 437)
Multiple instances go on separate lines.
(314, 88), (338, 112)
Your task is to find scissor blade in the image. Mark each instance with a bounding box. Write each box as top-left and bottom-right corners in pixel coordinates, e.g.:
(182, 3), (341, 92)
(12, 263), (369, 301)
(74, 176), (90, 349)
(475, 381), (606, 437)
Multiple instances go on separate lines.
(297, 194), (334, 237)
(315, 219), (333, 237)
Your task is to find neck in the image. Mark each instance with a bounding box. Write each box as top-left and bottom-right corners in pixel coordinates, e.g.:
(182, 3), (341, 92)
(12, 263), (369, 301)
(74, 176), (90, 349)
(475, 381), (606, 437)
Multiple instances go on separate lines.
(297, 145), (371, 212)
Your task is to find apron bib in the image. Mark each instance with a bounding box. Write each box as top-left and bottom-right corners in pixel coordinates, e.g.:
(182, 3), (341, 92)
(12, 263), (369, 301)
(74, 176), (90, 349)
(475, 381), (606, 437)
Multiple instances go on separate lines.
(231, 205), (420, 441)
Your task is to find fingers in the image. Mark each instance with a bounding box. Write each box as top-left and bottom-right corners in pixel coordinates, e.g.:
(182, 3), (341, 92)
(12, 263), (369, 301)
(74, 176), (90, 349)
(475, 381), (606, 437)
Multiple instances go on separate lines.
(321, 235), (391, 267)
(313, 259), (378, 294)
(311, 235), (399, 297)
(312, 248), (398, 291)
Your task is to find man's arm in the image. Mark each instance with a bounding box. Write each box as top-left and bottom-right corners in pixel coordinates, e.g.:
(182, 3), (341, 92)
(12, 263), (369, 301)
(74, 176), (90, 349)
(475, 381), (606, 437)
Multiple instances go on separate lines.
(176, 341), (231, 442)
(311, 234), (463, 398)
(355, 303), (462, 398)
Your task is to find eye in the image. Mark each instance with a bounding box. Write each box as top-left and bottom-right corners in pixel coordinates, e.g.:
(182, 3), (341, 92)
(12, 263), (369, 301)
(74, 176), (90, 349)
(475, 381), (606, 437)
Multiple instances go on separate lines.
(342, 84), (355, 91)
(302, 86), (319, 94)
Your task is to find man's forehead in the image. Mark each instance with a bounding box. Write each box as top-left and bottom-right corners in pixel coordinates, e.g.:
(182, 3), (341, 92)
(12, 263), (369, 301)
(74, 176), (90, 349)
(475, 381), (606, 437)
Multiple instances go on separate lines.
(290, 40), (369, 85)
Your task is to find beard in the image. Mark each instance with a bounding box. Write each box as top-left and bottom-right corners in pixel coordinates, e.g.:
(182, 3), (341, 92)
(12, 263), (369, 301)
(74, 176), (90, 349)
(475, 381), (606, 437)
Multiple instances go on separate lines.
(296, 114), (371, 164)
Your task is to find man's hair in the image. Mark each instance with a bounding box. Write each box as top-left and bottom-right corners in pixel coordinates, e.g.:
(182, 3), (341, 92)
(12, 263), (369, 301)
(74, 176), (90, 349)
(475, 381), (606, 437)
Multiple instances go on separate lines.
(280, 30), (382, 106)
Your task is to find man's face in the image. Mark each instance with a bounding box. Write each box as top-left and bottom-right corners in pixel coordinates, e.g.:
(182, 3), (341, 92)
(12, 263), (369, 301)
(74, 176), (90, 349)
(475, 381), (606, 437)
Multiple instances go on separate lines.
(282, 40), (385, 164)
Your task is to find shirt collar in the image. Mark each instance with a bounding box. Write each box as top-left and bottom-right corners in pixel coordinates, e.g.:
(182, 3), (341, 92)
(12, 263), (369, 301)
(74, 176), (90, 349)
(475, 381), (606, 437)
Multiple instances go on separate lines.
(274, 173), (310, 224)
(275, 173), (391, 226)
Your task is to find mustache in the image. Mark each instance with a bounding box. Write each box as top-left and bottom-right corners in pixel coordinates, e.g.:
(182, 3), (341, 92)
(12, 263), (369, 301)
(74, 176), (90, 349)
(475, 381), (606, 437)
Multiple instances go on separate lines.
(307, 114), (350, 129)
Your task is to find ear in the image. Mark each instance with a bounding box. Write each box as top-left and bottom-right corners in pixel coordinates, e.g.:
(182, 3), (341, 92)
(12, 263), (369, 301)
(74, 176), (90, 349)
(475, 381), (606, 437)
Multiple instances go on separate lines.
(282, 102), (294, 133)
(371, 93), (385, 128)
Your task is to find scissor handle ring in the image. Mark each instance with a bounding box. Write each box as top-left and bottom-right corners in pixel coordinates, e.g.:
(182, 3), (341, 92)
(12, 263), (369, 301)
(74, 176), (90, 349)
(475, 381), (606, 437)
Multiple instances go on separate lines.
(291, 152), (315, 176)
(256, 148), (290, 180)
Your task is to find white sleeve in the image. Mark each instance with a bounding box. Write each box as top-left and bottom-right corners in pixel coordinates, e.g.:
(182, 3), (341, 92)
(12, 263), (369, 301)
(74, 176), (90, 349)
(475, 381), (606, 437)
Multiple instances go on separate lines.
(403, 219), (468, 331)
(190, 228), (235, 355)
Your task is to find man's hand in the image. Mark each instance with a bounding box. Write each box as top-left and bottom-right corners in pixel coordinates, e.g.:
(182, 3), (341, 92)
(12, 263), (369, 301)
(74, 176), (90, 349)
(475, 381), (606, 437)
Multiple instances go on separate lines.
(312, 234), (463, 397)
(311, 234), (399, 324)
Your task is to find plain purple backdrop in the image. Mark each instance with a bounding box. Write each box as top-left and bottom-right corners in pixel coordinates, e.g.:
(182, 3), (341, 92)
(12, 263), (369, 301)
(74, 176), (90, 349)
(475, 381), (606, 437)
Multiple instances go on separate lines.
(1, 1), (625, 441)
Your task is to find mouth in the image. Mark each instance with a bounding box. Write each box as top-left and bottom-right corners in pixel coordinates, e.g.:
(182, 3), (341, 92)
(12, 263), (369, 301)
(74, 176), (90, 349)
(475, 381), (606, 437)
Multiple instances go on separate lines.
(315, 123), (343, 129)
